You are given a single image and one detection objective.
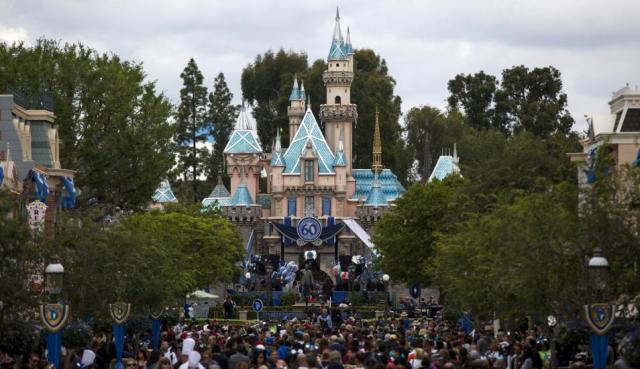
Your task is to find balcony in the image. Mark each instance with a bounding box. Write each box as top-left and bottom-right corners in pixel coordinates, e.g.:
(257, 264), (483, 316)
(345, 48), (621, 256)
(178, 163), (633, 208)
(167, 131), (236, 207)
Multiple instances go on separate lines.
(319, 104), (358, 122)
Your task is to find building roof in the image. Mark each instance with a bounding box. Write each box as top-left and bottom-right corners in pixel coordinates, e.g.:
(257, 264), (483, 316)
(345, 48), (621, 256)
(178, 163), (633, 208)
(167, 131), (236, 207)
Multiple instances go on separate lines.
(429, 153), (461, 182)
(328, 8), (349, 60)
(364, 173), (388, 206)
(208, 176), (230, 198)
(283, 108), (335, 174)
(289, 77), (306, 101)
(152, 180), (178, 203)
(351, 168), (405, 202)
(333, 134), (347, 167)
(270, 129), (286, 167)
(224, 106), (262, 154)
(256, 193), (272, 209)
(230, 181), (254, 206)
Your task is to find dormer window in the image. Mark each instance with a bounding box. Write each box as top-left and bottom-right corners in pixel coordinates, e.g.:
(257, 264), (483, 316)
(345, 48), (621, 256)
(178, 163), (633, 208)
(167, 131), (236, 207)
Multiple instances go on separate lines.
(304, 160), (314, 182)
(335, 96), (341, 105)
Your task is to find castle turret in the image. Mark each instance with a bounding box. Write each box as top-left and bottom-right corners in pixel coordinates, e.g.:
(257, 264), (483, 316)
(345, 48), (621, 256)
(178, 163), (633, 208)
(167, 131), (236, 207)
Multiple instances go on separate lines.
(320, 7), (357, 176)
(287, 76), (306, 144)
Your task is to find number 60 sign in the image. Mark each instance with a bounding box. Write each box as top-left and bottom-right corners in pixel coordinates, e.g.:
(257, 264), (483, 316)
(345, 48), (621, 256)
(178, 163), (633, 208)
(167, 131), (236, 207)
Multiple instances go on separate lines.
(297, 217), (322, 242)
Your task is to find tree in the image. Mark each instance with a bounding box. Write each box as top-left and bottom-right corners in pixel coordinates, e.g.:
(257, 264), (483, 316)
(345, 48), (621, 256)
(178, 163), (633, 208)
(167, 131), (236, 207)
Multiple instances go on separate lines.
(241, 49), (308, 149)
(435, 187), (583, 320)
(54, 204), (244, 319)
(207, 73), (238, 181)
(373, 176), (468, 285)
(175, 58), (210, 202)
(404, 106), (466, 181)
(447, 66), (575, 138)
(447, 71), (501, 132)
(0, 192), (41, 325)
(0, 39), (175, 209)
(494, 65), (574, 137)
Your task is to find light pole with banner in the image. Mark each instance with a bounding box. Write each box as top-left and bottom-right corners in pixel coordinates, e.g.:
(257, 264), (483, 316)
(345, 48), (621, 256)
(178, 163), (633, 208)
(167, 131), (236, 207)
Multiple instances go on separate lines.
(40, 255), (70, 369)
(584, 248), (613, 369)
(110, 273), (131, 369)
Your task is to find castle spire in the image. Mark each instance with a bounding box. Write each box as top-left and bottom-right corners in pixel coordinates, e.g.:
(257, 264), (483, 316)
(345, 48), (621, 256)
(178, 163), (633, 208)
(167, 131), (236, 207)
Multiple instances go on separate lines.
(274, 128), (282, 152)
(332, 7), (343, 42)
(345, 27), (353, 54)
(372, 109), (382, 173)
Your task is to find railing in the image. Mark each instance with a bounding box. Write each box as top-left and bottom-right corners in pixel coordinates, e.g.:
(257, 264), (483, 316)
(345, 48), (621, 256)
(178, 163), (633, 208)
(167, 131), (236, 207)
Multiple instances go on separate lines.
(6, 86), (54, 111)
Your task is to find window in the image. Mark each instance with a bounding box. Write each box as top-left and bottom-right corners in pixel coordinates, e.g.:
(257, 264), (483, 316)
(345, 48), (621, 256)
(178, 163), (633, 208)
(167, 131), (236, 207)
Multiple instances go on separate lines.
(304, 196), (315, 216)
(322, 196), (331, 216)
(287, 197), (297, 216)
(335, 96), (341, 105)
(304, 160), (314, 182)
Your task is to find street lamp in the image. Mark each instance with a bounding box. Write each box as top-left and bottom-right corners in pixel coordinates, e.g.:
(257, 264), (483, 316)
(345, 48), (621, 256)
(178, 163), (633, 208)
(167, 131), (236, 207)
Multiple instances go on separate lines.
(585, 248), (614, 369)
(44, 255), (64, 297)
(588, 247), (610, 299)
(40, 256), (70, 369)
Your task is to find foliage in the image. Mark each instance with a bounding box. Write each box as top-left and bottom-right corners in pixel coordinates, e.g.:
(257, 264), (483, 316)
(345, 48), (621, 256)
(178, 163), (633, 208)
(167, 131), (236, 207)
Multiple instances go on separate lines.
(404, 106), (466, 181)
(53, 205), (243, 320)
(373, 176), (468, 285)
(0, 192), (41, 322)
(619, 328), (640, 367)
(434, 188), (583, 320)
(0, 39), (175, 209)
(280, 291), (297, 306)
(207, 72), (238, 182)
(174, 58), (210, 202)
(448, 66), (574, 138)
(0, 320), (39, 356)
(61, 320), (93, 350)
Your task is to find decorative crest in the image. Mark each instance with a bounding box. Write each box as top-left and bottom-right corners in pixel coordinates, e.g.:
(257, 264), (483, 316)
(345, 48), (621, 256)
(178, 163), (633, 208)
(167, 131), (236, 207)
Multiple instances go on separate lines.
(109, 302), (132, 324)
(40, 303), (70, 333)
(584, 303), (615, 335)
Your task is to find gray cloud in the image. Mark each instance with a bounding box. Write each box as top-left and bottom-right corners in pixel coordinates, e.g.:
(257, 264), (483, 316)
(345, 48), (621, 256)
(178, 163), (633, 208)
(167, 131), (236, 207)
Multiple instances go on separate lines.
(2, 0), (640, 133)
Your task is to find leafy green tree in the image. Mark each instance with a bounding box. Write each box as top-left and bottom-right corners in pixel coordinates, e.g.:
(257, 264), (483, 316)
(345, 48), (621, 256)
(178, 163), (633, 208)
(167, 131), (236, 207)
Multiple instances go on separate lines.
(175, 58), (210, 202)
(0, 192), (41, 326)
(404, 106), (466, 181)
(207, 72), (238, 181)
(494, 65), (574, 137)
(447, 71), (500, 132)
(435, 187), (583, 320)
(241, 49), (308, 148)
(54, 205), (243, 319)
(0, 40), (175, 209)
(373, 176), (468, 285)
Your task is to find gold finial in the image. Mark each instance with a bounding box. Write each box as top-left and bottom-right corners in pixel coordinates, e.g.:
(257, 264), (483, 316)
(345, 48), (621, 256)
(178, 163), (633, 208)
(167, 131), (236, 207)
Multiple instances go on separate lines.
(372, 109), (382, 173)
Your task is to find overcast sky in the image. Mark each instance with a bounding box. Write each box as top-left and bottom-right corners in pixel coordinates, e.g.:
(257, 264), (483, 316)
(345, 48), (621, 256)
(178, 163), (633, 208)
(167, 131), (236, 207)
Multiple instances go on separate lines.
(2, 0), (639, 132)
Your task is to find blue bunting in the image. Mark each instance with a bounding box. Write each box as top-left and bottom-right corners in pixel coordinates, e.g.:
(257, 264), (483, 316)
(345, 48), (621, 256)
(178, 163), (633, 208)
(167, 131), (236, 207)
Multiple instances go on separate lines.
(47, 332), (62, 369)
(62, 177), (76, 209)
(32, 172), (49, 202)
(113, 324), (125, 369)
(0, 166), (4, 187)
(591, 333), (608, 369)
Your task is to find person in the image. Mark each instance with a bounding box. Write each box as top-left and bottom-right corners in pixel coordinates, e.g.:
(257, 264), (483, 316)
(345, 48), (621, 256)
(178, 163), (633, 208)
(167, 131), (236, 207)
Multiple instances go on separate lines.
(300, 265), (315, 305)
(317, 308), (333, 331)
(136, 349), (148, 369)
(228, 347), (250, 369)
(157, 358), (173, 369)
(161, 341), (178, 366)
(223, 296), (235, 319)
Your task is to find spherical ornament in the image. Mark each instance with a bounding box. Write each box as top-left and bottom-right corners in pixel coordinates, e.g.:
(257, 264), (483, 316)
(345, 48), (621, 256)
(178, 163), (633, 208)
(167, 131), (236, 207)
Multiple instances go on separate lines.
(382, 274), (390, 282)
(245, 272), (251, 279)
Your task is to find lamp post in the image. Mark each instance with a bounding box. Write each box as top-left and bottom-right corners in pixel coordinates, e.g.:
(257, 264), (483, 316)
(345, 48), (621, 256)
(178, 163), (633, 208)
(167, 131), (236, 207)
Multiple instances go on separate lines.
(40, 255), (70, 369)
(110, 272), (131, 369)
(585, 248), (613, 369)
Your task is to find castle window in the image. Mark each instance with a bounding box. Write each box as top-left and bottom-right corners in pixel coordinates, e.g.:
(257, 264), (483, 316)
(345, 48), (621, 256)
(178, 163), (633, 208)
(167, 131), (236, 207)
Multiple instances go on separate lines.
(287, 197), (297, 216)
(334, 96), (341, 105)
(304, 160), (314, 182)
(304, 196), (315, 216)
(322, 196), (331, 216)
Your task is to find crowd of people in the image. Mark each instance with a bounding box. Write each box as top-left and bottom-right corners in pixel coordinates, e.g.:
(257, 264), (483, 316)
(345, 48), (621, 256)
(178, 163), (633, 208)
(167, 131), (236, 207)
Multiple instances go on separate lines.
(4, 303), (627, 369)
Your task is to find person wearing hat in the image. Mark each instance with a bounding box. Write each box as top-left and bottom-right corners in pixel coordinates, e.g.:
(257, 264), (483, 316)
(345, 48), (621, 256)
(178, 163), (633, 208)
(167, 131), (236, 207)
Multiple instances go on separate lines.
(175, 338), (195, 369)
(178, 352), (204, 369)
(78, 350), (96, 369)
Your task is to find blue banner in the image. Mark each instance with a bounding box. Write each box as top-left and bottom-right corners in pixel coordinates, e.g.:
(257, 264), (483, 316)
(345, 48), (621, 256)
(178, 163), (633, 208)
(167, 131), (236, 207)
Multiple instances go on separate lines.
(151, 319), (161, 350)
(46, 332), (62, 369)
(113, 324), (125, 369)
(591, 333), (608, 369)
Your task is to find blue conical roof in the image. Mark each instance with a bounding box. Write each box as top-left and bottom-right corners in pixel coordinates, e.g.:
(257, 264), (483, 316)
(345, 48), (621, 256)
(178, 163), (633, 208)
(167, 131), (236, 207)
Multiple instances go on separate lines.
(364, 173), (388, 206)
(152, 180), (178, 203)
(231, 182), (254, 206)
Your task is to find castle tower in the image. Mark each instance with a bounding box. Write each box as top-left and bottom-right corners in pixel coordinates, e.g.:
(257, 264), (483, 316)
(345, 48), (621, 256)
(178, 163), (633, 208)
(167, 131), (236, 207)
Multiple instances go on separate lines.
(320, 8), (357, 175)
(287, 76), (306, 144)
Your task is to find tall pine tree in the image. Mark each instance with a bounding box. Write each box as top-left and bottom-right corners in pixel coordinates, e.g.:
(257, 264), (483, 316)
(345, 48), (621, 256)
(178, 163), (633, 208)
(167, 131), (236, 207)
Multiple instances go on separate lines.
(208, 72), (238, 181)
(175, 58), (209, 202)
